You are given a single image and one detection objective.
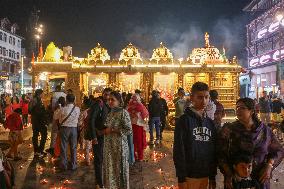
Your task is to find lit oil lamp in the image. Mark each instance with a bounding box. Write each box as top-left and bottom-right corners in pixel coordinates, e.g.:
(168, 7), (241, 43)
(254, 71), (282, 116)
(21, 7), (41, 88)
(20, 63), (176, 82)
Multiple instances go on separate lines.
(40, 179), (48, 184)
(63, 179), (72, 184)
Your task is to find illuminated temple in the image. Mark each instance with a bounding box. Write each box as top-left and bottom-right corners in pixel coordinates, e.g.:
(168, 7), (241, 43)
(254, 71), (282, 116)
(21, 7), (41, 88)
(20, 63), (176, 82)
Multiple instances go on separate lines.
(32, 33), (242, 109)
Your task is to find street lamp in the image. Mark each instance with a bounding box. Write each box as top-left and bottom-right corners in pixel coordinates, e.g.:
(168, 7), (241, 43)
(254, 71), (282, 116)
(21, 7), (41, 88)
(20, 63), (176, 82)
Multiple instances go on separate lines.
(21, 56), (26, 94)
(276, 13), (284, 95)
(34, 24), (44, 55)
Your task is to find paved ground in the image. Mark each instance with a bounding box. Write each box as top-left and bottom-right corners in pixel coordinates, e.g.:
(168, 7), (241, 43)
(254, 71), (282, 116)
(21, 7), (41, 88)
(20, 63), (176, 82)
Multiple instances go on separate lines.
(0, 127), (284, 189)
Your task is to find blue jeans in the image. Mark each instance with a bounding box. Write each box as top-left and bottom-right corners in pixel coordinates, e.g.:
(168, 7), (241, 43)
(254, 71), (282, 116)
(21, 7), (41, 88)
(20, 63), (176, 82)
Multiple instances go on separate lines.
(149, 117), (161, 140)
(60, 127), (77, 170)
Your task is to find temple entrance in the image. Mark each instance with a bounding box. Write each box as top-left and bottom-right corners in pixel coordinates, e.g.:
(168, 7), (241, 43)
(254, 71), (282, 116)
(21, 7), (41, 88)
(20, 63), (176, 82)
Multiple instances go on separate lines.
(183, 73), (209, 92)
(88, 73), (108, 97)
(153, 73), (178, 107)
(118, 73), (142, 93)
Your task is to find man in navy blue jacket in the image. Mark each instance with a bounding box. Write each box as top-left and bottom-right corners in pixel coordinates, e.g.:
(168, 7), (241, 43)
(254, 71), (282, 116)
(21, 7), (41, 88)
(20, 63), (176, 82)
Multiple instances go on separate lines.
(173, 82), (217, 189)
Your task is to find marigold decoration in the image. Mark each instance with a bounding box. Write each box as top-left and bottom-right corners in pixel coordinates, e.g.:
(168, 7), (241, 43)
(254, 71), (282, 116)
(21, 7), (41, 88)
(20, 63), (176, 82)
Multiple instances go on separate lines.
(119, 43), (142, 62)
(42, 42), (63, 62)
(88, 43), (110, 62)
(151, 42), (173, 62)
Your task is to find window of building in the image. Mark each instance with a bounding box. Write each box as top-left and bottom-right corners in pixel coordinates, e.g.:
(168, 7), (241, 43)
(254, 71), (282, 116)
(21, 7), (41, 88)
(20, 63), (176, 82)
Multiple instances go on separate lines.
(9, 36), (12, 44)
(0, 32), (2, 41)
(9, 50), (11, 57)
(17, 40), (20, 48)
(0, 47), (2, 55)
(10, 64), (15, 74)
(4, 33), (7, 42)
(3, 48), (6, 56)
(16, 52), (19, 59)
(12, 38), (15, 45)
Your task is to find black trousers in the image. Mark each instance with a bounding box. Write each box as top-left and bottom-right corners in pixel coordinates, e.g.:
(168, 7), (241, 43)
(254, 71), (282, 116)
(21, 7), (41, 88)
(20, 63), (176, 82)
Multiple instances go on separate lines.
(32, 124), (47, 153)
(0, 171), (6, 189)
(93, 135), (104, 187)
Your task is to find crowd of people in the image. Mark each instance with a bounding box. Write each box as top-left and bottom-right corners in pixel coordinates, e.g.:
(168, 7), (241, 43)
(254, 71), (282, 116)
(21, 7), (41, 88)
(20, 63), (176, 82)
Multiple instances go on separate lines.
(0, 82), (283, 189)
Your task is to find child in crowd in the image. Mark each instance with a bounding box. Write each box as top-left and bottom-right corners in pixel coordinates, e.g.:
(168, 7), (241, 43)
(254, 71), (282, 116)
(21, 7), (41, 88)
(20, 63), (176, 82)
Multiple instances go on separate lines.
(232, 152), (260, 189)
(78, 99), (92, 165)
(21, 94), (29, 127)
(5, 108), (23, 161)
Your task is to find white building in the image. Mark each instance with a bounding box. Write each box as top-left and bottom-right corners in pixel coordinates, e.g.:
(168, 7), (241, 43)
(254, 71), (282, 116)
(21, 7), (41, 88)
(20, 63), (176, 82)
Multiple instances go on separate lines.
(0, 18), (23, 94)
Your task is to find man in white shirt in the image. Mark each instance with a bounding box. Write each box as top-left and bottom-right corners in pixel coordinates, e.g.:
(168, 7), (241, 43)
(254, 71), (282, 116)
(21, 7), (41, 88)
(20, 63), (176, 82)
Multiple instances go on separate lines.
(52, 85), (66, 111)
(59, 94), (80, 171)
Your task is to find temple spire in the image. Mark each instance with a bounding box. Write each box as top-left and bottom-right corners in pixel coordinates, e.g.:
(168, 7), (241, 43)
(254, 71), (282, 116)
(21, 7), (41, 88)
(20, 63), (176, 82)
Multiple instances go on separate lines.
(205, 32), (210, 48)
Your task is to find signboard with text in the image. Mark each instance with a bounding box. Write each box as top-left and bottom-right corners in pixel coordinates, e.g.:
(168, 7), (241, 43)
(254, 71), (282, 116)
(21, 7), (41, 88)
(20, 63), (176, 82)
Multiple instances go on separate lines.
(249, 48), (284, 67)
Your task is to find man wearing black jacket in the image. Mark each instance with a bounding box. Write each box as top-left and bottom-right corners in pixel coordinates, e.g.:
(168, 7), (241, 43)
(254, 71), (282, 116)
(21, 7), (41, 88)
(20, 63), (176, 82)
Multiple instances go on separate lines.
(157, 91), (168, 140)
(173, 82), (217, 189)
(29, 89), (48, 158)
(88, 88), (111, 189)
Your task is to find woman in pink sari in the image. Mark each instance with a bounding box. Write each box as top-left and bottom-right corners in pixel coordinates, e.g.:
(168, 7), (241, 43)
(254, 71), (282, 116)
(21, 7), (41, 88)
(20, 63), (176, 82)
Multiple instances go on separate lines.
(127, 93), (149, 161)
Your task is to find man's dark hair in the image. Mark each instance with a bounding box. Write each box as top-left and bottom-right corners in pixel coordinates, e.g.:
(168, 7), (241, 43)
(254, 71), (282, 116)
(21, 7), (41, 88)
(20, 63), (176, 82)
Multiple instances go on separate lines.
(135, 89), (141, 94)
(55, 85), (61, 91)
(58, 96), (66, 107)
(209, 90), (218, 100)
(34, 89), (43, 97)
(178, 87), (185, 93)
(103, 87), (112, 94)
(191, 82), (209, 95)
(66, 94), (75, 103)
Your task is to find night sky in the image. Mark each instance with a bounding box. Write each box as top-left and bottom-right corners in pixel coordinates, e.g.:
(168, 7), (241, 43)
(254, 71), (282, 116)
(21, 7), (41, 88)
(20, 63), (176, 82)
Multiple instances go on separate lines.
(1, 0), (252, 65)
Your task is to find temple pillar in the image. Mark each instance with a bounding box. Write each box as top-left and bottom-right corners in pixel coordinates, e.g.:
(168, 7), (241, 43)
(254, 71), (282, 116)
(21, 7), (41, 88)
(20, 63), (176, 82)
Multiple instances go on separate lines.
(108, 73), (117, 89)
(142, 72), (154, 103)
(177, 73), (184, 89)
(66, 72), (82, 106)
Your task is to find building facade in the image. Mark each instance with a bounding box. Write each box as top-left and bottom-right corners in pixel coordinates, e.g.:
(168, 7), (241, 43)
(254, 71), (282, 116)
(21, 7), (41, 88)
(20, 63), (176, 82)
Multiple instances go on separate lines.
(245, 0), (284, 99)
(0, 18), (23, 94)
(32, 33), (241, 111)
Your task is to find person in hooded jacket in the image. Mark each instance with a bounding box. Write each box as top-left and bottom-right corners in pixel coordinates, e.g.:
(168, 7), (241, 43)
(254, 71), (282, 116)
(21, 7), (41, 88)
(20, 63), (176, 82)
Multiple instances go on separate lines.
(173, 82), (217, 189)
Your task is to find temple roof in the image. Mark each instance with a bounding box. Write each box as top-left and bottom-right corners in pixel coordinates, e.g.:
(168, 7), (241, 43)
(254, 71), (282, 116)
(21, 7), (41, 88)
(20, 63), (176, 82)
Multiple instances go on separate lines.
(42, 42), (63, 62)
(187, 32), (227, 65)
(119, 43), (142, 62)
(151, 42), (173, 62)
(88, 43), (110, 62)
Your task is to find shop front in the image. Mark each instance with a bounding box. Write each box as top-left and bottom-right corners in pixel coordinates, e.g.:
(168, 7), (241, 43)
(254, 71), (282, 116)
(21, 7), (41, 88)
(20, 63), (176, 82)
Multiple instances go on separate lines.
(250, 64), (277, 99)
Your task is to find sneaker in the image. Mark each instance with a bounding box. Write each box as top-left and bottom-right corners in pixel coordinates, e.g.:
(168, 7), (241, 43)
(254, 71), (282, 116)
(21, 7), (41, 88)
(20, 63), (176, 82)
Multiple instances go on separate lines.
(149, 140), (154, 145)
(155, 140), (160, 145)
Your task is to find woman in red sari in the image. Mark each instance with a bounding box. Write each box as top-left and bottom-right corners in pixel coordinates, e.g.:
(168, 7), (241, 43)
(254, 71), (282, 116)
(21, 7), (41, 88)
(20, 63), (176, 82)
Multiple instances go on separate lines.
(127, 93), (149, 161)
